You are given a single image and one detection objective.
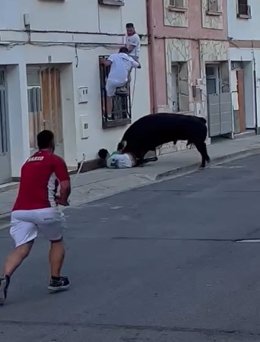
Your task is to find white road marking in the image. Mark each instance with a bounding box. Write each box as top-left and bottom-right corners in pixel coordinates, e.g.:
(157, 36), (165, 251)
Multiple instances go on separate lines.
(237, 239), (260, 243)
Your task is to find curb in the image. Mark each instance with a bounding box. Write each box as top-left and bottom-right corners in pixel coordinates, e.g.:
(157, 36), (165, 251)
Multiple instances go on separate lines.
(1, 147), (260, 230)
(0, 183), (18, 194)
(0, 169), (79, 194)
(155, 147), (260, 181)
(0, 214), (11, 231)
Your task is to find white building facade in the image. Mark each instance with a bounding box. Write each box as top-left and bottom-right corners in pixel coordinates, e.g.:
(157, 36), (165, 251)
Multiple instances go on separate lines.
(227, 0), (260, 134)
(0, 0), (150, 184)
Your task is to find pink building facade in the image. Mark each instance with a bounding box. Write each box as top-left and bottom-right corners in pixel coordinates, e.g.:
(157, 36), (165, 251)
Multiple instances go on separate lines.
(147, 0), (233, 151)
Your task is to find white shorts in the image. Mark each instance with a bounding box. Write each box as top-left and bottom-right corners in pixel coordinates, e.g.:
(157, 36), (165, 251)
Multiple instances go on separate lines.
(10, 208), (66, 247)
(106, 79), (126, 97)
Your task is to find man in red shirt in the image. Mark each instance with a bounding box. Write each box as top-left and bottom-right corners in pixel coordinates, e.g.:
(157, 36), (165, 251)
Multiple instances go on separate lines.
(0, 130), (71, 305)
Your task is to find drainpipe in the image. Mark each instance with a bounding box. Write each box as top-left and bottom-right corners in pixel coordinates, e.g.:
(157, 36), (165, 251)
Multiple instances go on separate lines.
(146, 0), (157, 113)
(252, 46), (258, 134)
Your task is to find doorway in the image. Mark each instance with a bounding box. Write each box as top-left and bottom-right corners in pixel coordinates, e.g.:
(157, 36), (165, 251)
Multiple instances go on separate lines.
(0, 69), (11, 184)
(27, 66), (64, 156)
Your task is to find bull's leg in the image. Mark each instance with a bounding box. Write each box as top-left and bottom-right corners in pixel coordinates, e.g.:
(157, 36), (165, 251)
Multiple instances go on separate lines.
(205, 144), (210, 163)
(194, 141), (210, 168)
(200, 141), (210, 163)
(136, 150), (149, 167)
(143, 149), (158, 163)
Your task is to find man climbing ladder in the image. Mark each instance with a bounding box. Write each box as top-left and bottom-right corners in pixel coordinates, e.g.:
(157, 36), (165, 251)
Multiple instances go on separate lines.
(100, 47), (141, 121)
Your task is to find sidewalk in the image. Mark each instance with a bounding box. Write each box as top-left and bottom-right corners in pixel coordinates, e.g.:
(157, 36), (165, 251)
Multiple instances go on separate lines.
(1, 134), (260, 227)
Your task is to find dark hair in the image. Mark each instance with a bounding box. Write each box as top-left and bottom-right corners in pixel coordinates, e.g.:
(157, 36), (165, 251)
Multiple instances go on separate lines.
(98, 149), (109, 160)
(119, 46), (129, 54)
(126, 23), (134, 28)
(37, 130), (54, 149)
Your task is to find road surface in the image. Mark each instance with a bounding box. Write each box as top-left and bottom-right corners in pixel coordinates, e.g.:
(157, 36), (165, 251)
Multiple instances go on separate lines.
(1, 154), (260, 341)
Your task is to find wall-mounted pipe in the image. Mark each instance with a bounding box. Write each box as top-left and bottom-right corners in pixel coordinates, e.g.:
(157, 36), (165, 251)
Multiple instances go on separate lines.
(146, 0), (157, 113)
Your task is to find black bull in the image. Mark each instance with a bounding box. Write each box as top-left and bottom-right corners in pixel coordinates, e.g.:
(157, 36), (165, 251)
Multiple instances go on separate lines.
(120, 113), (210, 168)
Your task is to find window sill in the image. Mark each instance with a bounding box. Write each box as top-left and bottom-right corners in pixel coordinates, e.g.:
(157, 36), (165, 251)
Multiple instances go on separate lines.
(102, 118), (131, 129)
(236, 13), (251, 19)
(167, 5), (187, 13)
(206, 10), (222, 16)
(98, 0), (125, 6)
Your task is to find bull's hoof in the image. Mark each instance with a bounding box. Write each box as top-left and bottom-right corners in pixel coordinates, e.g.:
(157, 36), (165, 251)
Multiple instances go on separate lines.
(146, 157), (158, 163)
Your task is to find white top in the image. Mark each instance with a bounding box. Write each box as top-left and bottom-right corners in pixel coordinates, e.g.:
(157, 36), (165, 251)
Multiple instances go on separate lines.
(107, 153), (134, 168)
(125, 33), (140, 59)
(107, 53), (139, 84)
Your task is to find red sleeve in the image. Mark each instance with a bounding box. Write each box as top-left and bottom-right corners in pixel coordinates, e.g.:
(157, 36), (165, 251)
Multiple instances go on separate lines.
(52, 155), (70, 182)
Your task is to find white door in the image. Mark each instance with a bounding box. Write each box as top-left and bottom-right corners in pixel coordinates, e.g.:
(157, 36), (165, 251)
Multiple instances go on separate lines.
(0, 70), (11, 184)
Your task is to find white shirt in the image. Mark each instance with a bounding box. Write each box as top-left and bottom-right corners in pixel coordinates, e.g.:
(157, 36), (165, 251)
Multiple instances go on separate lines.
(107, 53), (139, 84)
(107, 153), (134, 168)
(125, 33), (140, 59)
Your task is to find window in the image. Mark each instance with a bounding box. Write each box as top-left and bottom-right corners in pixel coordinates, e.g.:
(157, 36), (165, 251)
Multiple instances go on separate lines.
(206, 65), (219, 95)
(208, 0), (219, 12)
(99, 56), (131, 129)
(168, 0), (187, 12)
(98, 0), (125, 6)
(237, 0), (251, 18)
(169, 0), (184, 6)
(206, 0), (221, 15)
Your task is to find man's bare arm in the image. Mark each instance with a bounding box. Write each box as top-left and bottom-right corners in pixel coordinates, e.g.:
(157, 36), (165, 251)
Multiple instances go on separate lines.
(126, 44), (135, 52)
(131, 60), (141, 69)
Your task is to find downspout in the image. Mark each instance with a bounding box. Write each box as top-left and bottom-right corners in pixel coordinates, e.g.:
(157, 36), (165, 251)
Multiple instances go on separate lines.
(252, 42), (258, 134)
(146, 0), (157, 113)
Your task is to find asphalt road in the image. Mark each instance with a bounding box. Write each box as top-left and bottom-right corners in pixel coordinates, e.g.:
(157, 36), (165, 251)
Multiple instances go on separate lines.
(1, 154), (260, 341)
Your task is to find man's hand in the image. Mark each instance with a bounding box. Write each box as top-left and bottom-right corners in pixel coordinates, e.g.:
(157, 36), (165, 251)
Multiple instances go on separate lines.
(57, 180), (71, 206)
(100, 58), (107, 65)
(100, 58), (112, 67)
(126, 45), (135, 53)
(55, 195), (70, 206)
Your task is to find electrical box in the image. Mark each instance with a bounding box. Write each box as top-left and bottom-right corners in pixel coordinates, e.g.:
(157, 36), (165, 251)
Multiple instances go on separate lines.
(23, 13), (30, 29)
(78, 87), (88, 104)
(80, 116), (89, 139)
(192, 85), (202, 101)
(196, 78), (203, 90)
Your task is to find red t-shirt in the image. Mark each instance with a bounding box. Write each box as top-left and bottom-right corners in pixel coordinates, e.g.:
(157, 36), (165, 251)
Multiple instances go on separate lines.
(13, 150), (70, 211)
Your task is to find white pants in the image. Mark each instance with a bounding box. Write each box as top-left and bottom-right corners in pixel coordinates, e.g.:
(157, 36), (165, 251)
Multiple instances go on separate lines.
(10, 208), (66, 247)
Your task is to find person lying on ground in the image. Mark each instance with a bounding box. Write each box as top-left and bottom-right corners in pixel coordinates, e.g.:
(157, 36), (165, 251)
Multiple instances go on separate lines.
(98, 142), (137, 169)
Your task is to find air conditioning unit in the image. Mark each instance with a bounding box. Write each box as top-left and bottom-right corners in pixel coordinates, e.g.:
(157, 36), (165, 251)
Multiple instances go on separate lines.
(98, 0), (125, 6)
